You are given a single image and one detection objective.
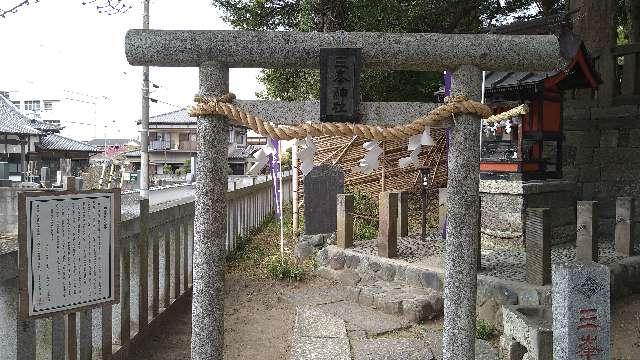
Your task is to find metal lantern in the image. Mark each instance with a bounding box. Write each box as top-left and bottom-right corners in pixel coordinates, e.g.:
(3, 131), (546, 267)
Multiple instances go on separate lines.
(419, 167), (430, 192)
(419, 167), (431, 240)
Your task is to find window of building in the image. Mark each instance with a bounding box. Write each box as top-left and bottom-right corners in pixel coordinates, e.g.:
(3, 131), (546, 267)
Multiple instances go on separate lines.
(24, 100), (41, 112)
(229, 163), (245, 175)
(11, 101), (20, 108)
(43, 100), (55, 111)
(234, 128), (247, 145)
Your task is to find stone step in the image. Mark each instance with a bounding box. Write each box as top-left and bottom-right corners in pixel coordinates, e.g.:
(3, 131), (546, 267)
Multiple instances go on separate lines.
(317, 267), (444, 323)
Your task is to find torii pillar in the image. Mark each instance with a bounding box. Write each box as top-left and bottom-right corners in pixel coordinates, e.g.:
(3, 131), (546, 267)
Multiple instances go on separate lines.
(193, 61), (228, 359)
(124, 29), (564, 360)
(444, 65), (482, 357)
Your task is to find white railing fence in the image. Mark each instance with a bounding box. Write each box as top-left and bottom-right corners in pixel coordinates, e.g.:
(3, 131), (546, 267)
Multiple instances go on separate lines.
(0, 174), (292, 359)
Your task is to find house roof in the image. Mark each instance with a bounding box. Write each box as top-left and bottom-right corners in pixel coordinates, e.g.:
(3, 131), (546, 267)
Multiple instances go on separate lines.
(87, 138), (139, 147)
(228, 145), (259, 160)
(0, 95), (42, 135)
(39, 134), (99, 153)
(145, 108), (195, 125)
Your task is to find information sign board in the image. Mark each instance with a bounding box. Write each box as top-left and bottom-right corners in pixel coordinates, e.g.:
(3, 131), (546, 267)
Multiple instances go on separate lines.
(18, 189), (120, 319)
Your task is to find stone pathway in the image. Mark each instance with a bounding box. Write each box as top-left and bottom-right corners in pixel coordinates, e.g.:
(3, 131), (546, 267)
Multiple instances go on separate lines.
(350, 233), (640, 283)
(291, 306), (350, 360)
(287, 286), (498, 360)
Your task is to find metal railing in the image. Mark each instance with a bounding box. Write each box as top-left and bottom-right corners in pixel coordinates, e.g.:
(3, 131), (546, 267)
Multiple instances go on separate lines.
(177, 141), (197, 151)
(0, 174), (292, 359)
(149, 140), (171, 150)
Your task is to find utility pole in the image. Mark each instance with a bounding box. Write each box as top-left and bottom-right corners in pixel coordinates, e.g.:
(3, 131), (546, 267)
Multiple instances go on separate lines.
(140, 0), (150, 199)
(137, 0), (152, 339)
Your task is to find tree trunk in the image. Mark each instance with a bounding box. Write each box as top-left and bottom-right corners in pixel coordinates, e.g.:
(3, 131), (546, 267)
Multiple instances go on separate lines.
(570, 0), (617, 51)
(313, 0), (348, 32)
(627, 0), (640, 43)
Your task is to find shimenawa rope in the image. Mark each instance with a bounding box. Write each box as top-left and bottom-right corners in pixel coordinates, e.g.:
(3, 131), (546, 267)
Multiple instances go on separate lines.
(189, 93), (524, 141)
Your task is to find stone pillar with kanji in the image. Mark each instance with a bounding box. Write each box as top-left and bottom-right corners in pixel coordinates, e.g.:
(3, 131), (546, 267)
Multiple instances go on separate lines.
(552, 262), (610, 360)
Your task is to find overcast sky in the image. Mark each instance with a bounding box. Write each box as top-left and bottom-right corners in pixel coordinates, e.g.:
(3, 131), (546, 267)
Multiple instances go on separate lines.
(0, 0), (263, 141)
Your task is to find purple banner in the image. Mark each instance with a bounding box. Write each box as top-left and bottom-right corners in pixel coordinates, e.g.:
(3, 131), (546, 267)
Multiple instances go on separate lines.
(268, 139), (282, 219)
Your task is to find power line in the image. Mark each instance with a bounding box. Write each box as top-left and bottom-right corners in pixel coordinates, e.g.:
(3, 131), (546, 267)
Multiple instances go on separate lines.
(0, 0), (39, 19)
(81, 0), (132, 15)
(148, 97), (186, 109)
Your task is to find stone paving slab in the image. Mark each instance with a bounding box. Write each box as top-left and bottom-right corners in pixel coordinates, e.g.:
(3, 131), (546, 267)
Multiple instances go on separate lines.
(352, 339), (435, 360)
(357, 280), (443, 323)
(286, 286), (349, 306)
(296, 306), (347, 338)
(291, 305), (350, 360)
(317, 301), (410, 336)
(422, 331), (498, 360)
(290, 336), (350, 360)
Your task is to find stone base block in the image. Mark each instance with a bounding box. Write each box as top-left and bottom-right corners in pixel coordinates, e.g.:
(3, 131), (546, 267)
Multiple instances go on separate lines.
(501, 305), (552, 360)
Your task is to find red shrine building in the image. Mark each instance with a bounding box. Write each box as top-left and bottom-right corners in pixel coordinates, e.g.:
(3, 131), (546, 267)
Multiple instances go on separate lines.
(473, 26), (601, 245)
(480, 42), (599, 181)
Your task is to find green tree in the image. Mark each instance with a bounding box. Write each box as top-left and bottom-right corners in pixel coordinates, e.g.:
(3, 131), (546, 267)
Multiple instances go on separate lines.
(213, 0), (564, 101)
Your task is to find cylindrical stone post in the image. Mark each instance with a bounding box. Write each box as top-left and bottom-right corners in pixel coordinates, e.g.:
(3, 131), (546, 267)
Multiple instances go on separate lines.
(443, 65), (482, 360)
(397, 191), (409, 237)
(192, 61), (228, 360)
(378, 191), (398, 258)
(615, 197), (635, 256)
(336, 194), (354, 249)
(577, 201), (598, 263)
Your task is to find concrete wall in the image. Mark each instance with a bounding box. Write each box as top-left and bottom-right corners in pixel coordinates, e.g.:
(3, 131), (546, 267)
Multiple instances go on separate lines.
(0, 189), (19, 236)
(562, 99), (640, 241)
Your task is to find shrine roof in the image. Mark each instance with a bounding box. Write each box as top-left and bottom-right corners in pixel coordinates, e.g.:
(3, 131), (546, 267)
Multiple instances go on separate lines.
(484, 70), (558, 91)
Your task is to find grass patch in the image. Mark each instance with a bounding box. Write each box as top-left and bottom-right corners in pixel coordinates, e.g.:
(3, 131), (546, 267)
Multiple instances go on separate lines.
(226, 204), (312, 281)
(265, 253), (316, 282)
(351, 191), (379, 242)
(475, 319), (497, 340)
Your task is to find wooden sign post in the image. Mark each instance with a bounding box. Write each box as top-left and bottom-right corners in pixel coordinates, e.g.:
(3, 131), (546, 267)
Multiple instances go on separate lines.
(17, 176), (120, 359)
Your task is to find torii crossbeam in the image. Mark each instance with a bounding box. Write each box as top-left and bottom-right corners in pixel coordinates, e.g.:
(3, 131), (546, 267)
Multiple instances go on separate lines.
(125, 29), (564, 360)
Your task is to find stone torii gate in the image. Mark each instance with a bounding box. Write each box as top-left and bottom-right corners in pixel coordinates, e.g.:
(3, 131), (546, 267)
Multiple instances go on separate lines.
(125, 29), (563, 359)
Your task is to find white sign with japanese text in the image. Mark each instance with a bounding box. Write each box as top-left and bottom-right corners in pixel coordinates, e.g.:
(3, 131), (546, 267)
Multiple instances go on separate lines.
(24, 192), (115, 317)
